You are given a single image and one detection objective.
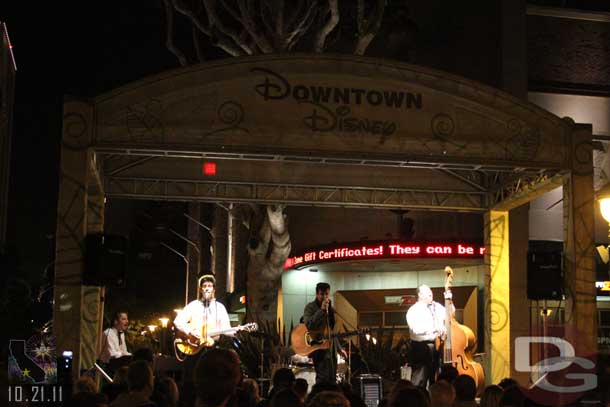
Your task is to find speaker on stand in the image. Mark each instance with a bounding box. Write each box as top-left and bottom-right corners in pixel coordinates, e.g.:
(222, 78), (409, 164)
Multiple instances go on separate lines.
(84, 234), (129, 287)
(527, 250), (562, 384)
(527, 251), (563, 300)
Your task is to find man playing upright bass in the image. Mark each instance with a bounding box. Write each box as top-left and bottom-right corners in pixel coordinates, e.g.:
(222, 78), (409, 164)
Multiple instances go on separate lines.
(406, 284), (452, 389)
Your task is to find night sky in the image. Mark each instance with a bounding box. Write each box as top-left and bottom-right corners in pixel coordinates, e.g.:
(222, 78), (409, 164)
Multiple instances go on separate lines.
(4, 2), (182, 284)
(2, 2), (203, 330)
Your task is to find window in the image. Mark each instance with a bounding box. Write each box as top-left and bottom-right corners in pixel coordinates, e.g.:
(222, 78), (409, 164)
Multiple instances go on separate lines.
(359, 312), (383, 327)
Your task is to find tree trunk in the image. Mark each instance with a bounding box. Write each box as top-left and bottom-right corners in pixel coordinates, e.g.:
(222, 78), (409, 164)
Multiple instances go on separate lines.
(246, 205), (291, 324)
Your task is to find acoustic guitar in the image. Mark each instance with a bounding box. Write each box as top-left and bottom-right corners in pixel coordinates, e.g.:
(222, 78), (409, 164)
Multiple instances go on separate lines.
(291, 323), (368, 356)
(174, 322), (258, 356)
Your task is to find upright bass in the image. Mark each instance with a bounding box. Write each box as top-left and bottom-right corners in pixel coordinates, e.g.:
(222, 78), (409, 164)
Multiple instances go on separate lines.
(441, 266), (485, 394)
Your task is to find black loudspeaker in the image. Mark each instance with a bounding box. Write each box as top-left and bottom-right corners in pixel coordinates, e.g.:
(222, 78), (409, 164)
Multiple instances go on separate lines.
(527, 251), (563, 300)
(353, 374), (383, 407)
(84, 234), (128, 287)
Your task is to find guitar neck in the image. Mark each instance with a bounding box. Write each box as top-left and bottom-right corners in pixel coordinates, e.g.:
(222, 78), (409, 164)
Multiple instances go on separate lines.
(330, 329), (368, 339)
(208, 325), (246, 336)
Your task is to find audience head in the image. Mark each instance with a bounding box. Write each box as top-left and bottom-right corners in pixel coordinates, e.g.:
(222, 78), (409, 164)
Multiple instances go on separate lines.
(308, 391), (350, 407)
(155, 376), (180, 407)
(294, 378), (308, 400)
(388, 380), (415, 406)
(499, 386), (525, 407)
(272, 367), (296, 389)
(270, 387), (303, 407)
(429, 380), (455, 407)
(73, 376), (96, 394)
(194, 348), (241, 407)
(128, 360), (154, 394)
(498, 378), (519, 390)
(437, 365), (459, 383)
(454, 375), (476, 401)
(390, 387), (429, 407)
(113, 366), (129, 387)
(480, 385), (503, 407)
(306, 383), (342, 404)
(133, 347), (155, 365)
(242, 378), (261, 403)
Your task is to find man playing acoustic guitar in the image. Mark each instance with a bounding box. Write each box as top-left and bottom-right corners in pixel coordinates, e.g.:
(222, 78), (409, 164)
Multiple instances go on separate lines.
(174, 274), (232, 349)
(173, 274), (233, 405)
(302, 282), (345, 385)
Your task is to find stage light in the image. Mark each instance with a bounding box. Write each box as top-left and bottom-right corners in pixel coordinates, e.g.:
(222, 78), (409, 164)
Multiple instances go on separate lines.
(600, 183), (610, 224)
(597, 183), (610, 269)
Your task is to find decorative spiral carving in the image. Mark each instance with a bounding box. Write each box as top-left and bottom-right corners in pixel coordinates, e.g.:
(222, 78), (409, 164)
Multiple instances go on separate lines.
(431, 113), (455, 139)
(505, 119), (540, 161)
(82, 288), (100, 323)
(572, 140), (593, 176)
(217, 101), (244, 126)
(507, 118), (522, 135)
(490, 299), (509, 332)
(62, 113), (90, 150)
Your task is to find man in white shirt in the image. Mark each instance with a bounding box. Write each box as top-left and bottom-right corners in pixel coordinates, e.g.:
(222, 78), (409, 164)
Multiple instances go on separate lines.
(406, 284), (450, 388)
(100, 311), (132, 376)
(173, 274), (232, 347)
(173, 274), (232, 405)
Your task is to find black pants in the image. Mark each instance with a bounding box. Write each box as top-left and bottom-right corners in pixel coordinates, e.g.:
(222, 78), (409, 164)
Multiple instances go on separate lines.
(409, 340), (439, 388)
(311, 349), (337, 384)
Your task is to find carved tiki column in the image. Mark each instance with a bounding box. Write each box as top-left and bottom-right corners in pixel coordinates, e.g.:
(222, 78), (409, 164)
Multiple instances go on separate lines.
(484, 210), (511, 384)
(563, 124), (596, 355)
(54, 99), (104, 376)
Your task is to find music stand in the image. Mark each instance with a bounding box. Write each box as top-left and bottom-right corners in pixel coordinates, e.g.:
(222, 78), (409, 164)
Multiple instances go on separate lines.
(94, 362), (114, 383)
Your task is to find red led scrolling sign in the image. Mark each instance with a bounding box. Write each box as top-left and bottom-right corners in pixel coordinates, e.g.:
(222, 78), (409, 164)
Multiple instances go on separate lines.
(284, 242), (485, 269)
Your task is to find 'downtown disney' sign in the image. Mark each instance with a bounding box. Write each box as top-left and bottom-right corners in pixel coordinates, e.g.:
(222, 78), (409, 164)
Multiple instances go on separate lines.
(251, 68), (423, 143)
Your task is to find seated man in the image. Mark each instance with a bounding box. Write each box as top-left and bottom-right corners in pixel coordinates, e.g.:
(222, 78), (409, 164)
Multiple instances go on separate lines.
(100, 311), (132, 376)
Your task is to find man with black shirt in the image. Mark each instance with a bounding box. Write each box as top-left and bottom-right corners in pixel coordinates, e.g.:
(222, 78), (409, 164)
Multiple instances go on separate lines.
(302, 282), (340, 384)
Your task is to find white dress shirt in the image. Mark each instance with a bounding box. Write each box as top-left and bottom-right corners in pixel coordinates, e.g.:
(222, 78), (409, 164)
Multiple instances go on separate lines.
(406, 301), (447, 342)
(100, 327), (131, 363)
(173, 299), (231, 338)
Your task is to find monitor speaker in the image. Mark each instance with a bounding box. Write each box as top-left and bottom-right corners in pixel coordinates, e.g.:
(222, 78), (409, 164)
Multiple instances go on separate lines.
(527, 251), (563, 300)
(84, 234), (128, 287)
(353, 374), (383, 407)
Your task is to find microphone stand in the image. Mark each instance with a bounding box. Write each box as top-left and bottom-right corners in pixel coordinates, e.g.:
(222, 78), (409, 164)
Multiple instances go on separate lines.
(325, 300), (336, 383)
(347, 340), (352, 385)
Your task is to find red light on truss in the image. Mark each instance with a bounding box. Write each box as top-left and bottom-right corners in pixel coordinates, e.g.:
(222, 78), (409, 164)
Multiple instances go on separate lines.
(202, 162), (217, 176)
